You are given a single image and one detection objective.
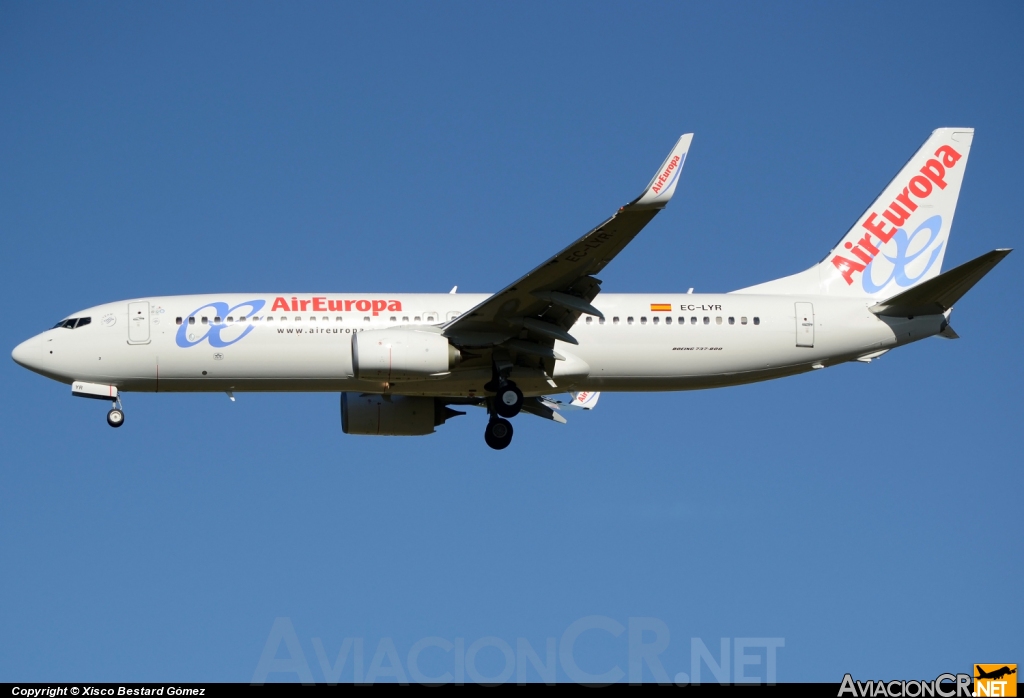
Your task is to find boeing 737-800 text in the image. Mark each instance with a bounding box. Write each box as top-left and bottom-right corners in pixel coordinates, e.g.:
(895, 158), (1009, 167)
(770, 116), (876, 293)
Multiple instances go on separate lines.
(12, 129), (1009, 449)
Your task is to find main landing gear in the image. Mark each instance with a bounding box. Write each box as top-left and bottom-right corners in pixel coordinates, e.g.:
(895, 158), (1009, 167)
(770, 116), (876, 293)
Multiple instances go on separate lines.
(494, 382), (523, 418)
(106, 397), (125, 428)
(484, 417), (514, 450)
(483, 367), (523, 449)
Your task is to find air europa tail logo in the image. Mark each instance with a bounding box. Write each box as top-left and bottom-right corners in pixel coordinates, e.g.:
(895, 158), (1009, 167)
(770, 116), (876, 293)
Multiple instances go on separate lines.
(271, 297), (402, 315)
(651, 153), (684, 196)
(831, 144), (962, 288)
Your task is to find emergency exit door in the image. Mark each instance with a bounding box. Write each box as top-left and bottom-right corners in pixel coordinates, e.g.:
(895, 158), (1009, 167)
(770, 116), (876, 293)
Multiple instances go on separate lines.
(128, 301), (150, 344)
(795, 302), (814, 348)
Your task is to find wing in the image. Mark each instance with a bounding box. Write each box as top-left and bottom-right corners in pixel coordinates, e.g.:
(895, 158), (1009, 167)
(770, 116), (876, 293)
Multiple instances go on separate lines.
(443, 134), (693, 349)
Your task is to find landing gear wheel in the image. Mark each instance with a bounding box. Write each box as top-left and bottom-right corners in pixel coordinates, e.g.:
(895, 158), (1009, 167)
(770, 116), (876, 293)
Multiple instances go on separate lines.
(484, 418), (514, 450)
(494, 382), (524, 418)
(106, 408), (125, 428)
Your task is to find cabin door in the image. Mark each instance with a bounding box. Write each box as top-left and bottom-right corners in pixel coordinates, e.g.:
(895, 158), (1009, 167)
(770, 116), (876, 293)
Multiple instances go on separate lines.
(795, 302), (814, 348)
(128, 301), (151, 344)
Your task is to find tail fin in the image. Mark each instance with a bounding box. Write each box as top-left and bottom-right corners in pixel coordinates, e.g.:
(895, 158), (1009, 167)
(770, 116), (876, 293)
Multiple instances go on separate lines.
(734, 128), (975, 298)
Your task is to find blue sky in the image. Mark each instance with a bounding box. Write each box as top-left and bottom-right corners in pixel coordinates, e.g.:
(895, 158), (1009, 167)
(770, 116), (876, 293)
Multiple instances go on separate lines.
(1, 1), (1021, 683)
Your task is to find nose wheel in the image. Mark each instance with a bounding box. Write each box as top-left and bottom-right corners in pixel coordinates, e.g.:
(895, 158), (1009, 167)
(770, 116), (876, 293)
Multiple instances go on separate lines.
(106, 397), (125, 428)
(484, 417), (514, 450)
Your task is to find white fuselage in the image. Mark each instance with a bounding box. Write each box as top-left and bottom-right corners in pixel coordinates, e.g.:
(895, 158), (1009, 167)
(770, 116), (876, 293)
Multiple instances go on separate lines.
(13, 292), (944, 398)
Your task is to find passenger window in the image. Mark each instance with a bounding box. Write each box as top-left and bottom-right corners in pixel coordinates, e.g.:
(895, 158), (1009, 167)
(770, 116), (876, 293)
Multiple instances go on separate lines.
(741, 317), (747, 325)
(336, 316), (343, 322)
(652, 317), (659, 325)
(728, 317), (735, 325)
(390, 316), (397, 322)
(239, 316), (247, 323)
(426, 315), (436, 322)
(703, 317), (709, 325)
(364, 317), (370, 322)
(716, 316), (722, 325)
(585, 316), (593, 324)
(226, 316), (233, 323)
(754, 317), (760, 325)
(189, 317), (196, 325)
(613, 317), (620, 324)
(214, 316), (222, 323)
(280, 316), (287, 322)
(202, 317), (209, 325)
(677, 317), (684, 324)
(665, 317), (672, 325)
(627, 317), (634, 325)
(414, 316), (421, 321)
(267, 316), (274, 322)
(402, 316), (409, 322)
(691, 317), (697, 324)
(640, 317), (647, 325)
(176, 317), (183, 325)
(599, 317), (605, 325)
(295, 316), (301, 322)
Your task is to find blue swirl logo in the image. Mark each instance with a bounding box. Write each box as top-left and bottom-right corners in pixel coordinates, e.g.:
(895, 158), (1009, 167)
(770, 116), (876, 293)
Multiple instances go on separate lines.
(175, 299), (266, 348)
(862, 215), (944, 294)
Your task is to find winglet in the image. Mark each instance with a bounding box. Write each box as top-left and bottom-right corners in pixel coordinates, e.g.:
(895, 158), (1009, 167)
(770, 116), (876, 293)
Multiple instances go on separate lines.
(570, 391), (600, 409)
(630, 134), (694, 209)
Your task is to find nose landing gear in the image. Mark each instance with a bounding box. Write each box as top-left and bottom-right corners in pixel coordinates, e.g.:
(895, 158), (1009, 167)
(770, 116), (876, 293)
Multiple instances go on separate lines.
(106, 397), (125, 428)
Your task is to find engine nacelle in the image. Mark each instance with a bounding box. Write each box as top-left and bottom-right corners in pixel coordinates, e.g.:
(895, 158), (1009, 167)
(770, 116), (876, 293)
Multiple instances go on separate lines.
(352, 329), (460, 381)
(340, 393), (463, 436)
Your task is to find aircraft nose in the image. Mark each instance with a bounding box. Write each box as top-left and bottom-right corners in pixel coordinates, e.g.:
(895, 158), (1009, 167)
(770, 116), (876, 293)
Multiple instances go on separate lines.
(12, 336), (41, 370)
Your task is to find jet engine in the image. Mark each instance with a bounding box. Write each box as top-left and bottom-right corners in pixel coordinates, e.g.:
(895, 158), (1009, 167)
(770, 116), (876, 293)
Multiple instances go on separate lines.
(341, 393), (464, 436)
(351, 329), (461, 381)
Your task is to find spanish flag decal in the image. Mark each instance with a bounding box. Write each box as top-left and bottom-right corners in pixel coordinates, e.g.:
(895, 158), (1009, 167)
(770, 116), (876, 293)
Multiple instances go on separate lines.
(650, 303), (672, 312)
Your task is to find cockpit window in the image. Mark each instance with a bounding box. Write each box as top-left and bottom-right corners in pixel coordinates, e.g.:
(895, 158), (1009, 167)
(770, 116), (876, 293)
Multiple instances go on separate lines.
(54, 317), (92, 329)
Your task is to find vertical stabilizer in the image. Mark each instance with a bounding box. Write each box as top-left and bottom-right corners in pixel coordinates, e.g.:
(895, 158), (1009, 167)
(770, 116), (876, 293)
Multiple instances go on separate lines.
(734, 128), (974, 298)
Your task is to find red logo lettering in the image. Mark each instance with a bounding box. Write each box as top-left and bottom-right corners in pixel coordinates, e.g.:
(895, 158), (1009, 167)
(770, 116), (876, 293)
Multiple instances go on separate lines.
(268, 297), (402, 315)
(651, 155), (681, 195)
(832, 144), (961, 285)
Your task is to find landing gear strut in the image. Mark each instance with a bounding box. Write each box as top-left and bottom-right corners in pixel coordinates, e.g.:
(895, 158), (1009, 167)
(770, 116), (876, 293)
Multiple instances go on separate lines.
(484, 417), (514, 450)
(483, 362), (521, 449)
(106, 397), (125, 428)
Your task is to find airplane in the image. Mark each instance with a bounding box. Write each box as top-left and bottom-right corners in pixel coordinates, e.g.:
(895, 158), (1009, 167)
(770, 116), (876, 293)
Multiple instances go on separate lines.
(975, 666), (1016, 681)
(11, 128), (1010, 449)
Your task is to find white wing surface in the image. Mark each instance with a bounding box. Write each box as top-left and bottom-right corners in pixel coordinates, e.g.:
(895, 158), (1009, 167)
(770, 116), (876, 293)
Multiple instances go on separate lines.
(442, 134), (693, 350)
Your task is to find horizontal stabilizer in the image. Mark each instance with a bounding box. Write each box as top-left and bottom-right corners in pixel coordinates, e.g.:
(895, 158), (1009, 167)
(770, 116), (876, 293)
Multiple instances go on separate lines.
(871, 249), (1011, 317)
